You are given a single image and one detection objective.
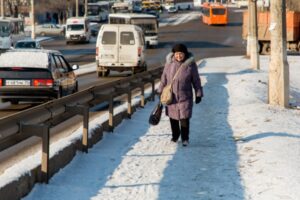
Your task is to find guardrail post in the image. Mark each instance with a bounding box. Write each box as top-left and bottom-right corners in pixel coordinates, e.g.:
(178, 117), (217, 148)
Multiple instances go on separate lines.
(142, 75), (156, 102)
(41, 126), (50, 184)
(127, 90), (132, 119)
(109, 94), (114, 132)
(66, 105), (89, 153)
(20, 123), (50, 184)
(141, 84), (145, 108)
(115, 83), (132, 120)
(130, 78), (145, 108)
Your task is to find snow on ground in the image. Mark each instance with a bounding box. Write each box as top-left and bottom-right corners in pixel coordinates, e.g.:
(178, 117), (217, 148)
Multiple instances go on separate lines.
(2, 55), (300, 199)
(6, 7), (299, 200)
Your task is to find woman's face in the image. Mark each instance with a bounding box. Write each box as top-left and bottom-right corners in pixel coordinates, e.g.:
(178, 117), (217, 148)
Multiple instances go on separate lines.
(174, 52), (185, 62)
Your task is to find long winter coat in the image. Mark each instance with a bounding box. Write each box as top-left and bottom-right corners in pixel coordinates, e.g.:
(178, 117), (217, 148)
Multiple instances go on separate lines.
(158, 52), (203, 120)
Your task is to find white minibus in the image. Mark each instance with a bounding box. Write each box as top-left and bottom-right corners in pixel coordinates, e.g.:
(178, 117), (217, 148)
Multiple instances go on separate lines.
(65, 17), (91, 44)
(109, 13), (158, 48)
(0, 17), (26, 49)
(96, 24), (146, 77)
(87, 2), (110, 22)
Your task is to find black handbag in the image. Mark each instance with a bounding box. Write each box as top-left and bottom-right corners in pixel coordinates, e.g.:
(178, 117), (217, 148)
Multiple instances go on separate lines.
(149, 102), (163, 125)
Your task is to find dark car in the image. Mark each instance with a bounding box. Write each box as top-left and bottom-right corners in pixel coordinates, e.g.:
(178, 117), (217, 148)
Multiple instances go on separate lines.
(0, 49), (79, 104)
(14, 39), (42, 49)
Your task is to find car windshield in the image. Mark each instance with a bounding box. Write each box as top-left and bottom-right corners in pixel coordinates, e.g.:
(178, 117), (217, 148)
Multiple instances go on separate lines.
(133, 23), (157, 32)
(88, 6), (99, 16)
(212, 8), (226, 15)
(15, 41), (37, 49)
(67, 24), (84, 31)
(0, 22), (11, 37)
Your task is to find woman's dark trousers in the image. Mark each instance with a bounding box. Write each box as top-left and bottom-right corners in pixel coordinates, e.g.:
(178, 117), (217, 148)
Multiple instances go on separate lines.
(169, 118), (190, 142)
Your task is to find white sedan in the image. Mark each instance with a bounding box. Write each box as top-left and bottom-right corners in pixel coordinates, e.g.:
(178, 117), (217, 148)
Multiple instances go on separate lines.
(167, 6), (178, 13)
(35, 23), (65, 36)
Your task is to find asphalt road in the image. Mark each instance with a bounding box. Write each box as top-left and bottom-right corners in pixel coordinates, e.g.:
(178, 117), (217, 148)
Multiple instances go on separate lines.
(0, 7), (246, 117)
(41, 8), (245, 67)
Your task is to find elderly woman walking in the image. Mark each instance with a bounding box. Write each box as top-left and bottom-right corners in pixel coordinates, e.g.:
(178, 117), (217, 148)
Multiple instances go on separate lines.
(157, 44), (203, 146)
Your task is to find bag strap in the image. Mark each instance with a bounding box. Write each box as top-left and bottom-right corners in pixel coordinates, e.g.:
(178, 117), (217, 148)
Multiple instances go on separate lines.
(170, 63), (184, 86)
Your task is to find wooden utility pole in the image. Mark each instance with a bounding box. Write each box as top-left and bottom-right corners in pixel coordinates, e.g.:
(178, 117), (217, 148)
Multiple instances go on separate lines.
(249, 0), (260, 70)
(246, 0), (251, 56)
(76, 0), (79, 17)
(84, 0), (88, 17)
(1, 0), (4, 18)
(268, 0), (289, 107)
(31, 0), (36, 39)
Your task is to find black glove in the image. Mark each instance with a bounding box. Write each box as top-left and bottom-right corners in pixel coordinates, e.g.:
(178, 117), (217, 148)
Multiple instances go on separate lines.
(195, 96), (202, 104)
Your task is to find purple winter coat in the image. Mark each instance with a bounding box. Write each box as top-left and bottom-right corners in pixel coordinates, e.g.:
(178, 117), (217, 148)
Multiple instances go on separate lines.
(157, 52), (203, 120)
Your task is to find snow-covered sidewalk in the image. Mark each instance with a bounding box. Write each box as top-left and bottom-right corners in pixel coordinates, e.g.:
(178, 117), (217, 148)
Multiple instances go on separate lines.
(18, 55), (300, 200)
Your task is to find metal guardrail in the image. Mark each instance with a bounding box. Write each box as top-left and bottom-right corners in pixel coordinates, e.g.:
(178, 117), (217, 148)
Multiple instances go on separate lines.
(0, 67), (163, 183)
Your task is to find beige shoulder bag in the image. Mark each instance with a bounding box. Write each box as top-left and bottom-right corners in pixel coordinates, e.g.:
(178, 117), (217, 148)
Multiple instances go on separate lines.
(160, 65), (184, 105)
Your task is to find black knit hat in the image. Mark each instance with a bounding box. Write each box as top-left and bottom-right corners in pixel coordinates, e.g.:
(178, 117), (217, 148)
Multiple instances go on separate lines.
(172, 43), (188, 56)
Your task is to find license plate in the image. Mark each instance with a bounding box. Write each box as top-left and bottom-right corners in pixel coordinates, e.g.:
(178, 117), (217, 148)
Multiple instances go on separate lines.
(6, 80), (31, 86)
(102, 54), (114, 59)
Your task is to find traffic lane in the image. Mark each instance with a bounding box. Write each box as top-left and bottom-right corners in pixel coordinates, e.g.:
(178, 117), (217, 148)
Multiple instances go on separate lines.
(40, 36), (97, 66)
(0, 102), (43, 119)
(77, 71), (133, 91)
(41, 8), (245, 92)
(40, 8), (245, 69)
(40, 23), (102, 66)
(0, 9), (244, 117)
(146, 7), (245, 68)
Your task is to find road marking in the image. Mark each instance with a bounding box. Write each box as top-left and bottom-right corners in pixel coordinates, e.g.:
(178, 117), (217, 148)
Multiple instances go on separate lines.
(160, 12), (200, 27)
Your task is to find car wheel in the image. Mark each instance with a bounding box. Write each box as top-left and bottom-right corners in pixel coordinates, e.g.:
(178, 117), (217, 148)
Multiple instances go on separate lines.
(102, 70), (110, 77)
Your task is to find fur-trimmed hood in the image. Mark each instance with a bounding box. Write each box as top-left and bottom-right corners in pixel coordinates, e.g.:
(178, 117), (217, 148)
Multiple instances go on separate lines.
(165, 52), (195, 67)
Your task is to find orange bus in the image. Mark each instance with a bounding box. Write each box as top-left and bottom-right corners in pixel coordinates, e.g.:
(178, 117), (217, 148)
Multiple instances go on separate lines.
(201, 3), (228, 25)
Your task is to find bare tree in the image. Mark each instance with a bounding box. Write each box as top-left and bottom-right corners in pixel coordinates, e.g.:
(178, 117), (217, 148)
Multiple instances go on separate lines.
(7, 0), (21, 17)
(35, 0), (71, 24)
